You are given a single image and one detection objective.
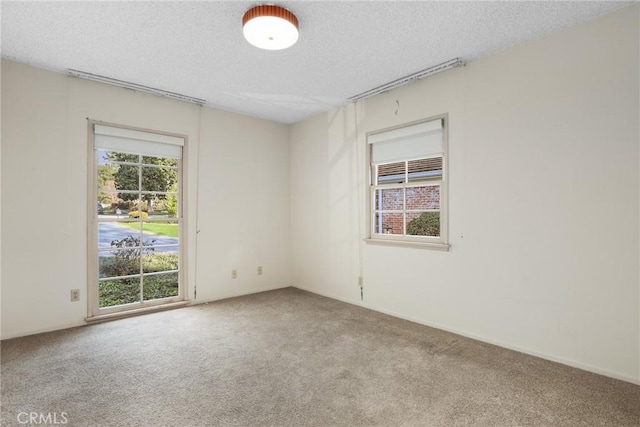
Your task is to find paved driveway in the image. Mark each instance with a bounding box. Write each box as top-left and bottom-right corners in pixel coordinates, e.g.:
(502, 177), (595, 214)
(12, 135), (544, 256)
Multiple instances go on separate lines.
(98, 222), (179, 253)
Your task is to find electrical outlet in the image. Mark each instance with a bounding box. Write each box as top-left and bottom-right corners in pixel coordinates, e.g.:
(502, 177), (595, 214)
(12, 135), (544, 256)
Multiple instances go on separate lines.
(232, 269), (238, 279)
(358, 277), (363, 287)
(257, 266), (263, 275)
(70, 289), (80, 302)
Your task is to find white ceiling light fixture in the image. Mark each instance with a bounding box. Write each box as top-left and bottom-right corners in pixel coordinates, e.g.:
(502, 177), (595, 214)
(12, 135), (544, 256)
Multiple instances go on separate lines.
(242, 5), (299, 50)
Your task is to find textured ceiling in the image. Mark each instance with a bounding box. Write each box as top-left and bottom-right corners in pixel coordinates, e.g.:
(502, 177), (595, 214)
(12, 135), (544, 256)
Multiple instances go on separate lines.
(1, 1), (631, 124)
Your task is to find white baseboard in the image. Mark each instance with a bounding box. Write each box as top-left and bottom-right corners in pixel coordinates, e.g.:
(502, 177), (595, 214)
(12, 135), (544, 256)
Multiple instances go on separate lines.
(189, 283), (291, 307)
(1, 284), (292, 340)
(1, 321), (87, 341)
(292, 284), (640, 386)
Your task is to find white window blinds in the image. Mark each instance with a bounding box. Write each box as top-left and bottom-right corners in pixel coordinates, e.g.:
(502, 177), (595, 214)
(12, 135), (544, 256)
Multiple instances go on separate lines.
(94, 124), (184, 159)
(369, 119), (442, 164)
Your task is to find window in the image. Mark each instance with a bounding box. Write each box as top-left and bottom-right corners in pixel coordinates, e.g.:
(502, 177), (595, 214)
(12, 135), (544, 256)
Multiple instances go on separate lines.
(368, 116), (448, 248)
(88, 123), (186, 318)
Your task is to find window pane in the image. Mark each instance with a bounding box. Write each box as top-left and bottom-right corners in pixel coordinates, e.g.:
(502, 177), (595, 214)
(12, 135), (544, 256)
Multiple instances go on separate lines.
(143, 272), (179, 301)
(97, 170), (117, 193)
(98, 233), (155, 277)
(406, 212), (440, 237)
(406, 185), (440, 210)
(408, 157), (443, 182)
(98, 203), (140, 218)
(375, 188), (404, 210)
(98, 151), (130, 214)
(141, 220), (179, 245)
(141, 166), (177, 193)
(99, 277), (141, 308)
(97, 191), (119, 211)
(98, 151), (140, 213)
(97, 199), (110, 218)
(98, 249), (141, 278)
(377, 162), (405, 185)
(142, 156), (178, 168)
(141, 193), (178, 217)
(125, 207), (149, 219)
(143, 246), (179, 274)
(100, 150), (138, 165)
(98, 223), (141, 249)
(375, 212), (403, 235)
(111, 164), (140, 192)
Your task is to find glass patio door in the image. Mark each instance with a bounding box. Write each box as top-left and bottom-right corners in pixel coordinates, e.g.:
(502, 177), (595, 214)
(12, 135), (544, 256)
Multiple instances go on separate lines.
(89, 123), (185, 317)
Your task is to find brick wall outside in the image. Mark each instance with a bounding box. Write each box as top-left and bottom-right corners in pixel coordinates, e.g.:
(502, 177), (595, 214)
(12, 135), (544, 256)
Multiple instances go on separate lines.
(376, 185), (440, 235)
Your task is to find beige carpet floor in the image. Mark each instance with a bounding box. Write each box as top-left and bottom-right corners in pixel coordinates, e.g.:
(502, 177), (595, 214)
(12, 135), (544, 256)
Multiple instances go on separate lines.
(2, 287), (639, 426)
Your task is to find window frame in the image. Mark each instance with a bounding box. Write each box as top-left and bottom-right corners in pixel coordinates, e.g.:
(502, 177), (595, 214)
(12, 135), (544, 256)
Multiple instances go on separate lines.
(86, 120), (188, 320)
(365, 114), (450, 250)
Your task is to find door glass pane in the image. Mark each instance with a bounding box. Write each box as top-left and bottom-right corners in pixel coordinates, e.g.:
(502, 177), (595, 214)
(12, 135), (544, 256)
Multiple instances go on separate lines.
(99, 277), (141, 308)
(98, 234), (154, 277)
(142, 156), (178, 168)
(112, 165), (140, 192)
(143, 246), (179, 274)
(141, 166), (177, 192)
(406, 211), (440, 237)
(101, 150), (138, 164)
(98, 222), (142, 250)
(140, 220), (179, 245)
(97, 192), (120, 218)
(143, 272), (179, 301)
(100, 151), (140, 207)
(99, 249), (140, 278)
(142, 194), (178, 217)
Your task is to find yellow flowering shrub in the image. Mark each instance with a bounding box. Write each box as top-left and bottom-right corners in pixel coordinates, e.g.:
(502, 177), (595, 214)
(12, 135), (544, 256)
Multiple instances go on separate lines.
(128, 211), (149, 219)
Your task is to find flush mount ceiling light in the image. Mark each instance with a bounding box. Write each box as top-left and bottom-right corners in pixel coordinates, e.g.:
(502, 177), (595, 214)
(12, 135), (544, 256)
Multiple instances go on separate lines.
(242, 5), (299, 50)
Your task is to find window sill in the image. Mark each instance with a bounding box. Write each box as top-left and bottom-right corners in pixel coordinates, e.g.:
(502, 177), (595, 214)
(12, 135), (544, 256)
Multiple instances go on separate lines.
(364, 238), (450, 251)
(85, 300), (190, 324)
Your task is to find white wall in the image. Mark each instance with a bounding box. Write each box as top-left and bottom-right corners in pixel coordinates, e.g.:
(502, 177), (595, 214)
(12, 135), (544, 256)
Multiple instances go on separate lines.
(1, 60), (291, 339)
(195, 107), (291, 301)
(290, 5), (640, 383)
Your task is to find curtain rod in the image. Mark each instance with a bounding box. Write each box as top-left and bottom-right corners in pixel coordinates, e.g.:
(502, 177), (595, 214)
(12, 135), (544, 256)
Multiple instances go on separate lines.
(68, 69), (206, 106)
(348, 58), (465, 102)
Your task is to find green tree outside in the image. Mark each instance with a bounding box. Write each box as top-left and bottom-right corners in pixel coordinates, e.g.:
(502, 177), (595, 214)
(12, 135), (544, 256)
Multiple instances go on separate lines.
(97, 164), (115, 204)
(107, 153), (177, 207)
(166, 183), (178, 217)
(406, 212), (440, 237)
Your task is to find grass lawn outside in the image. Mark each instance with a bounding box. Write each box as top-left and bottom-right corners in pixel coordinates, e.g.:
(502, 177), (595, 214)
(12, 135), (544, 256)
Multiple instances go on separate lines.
(121, 222), (179, 238)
